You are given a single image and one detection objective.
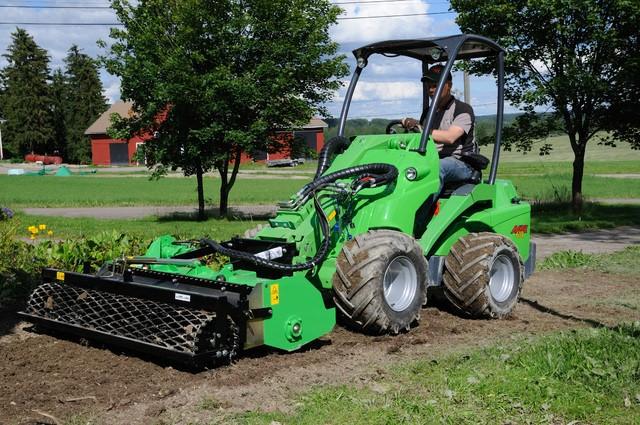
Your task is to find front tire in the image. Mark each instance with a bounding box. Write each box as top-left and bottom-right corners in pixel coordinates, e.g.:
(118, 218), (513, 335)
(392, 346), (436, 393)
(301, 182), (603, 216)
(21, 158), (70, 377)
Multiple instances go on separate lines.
(332, 230), (428, 334)
(442, 232), (523, 318)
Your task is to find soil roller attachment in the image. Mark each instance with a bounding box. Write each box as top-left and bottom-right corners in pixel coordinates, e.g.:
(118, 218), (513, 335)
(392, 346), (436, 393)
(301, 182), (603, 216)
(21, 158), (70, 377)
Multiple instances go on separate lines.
(20, 34), (536, 365)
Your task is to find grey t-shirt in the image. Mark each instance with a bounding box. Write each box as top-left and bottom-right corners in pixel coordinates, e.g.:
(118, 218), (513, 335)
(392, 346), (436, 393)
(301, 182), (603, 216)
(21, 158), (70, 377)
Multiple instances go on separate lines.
(434, 96), (476, 159)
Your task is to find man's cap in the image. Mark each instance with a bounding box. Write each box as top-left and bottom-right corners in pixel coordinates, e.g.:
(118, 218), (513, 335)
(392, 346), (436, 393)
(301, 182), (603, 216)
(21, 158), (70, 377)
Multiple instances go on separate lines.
(422, 64), (452, 83)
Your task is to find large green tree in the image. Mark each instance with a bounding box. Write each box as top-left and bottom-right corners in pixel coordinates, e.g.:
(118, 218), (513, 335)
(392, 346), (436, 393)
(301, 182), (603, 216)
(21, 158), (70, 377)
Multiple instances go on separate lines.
(64, 45), (108, 163)
(1, 28), (54, 157)
(450, 0), (640, 210)
(50, 69), (67, 156)
(101, 0), (347, 218)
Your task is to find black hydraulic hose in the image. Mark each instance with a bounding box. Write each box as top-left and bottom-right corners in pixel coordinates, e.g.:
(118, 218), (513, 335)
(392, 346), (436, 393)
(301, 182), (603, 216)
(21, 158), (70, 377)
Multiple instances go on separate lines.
(314, 136), (350, 179)
(202, 162), (398, 271)
(201, 195), (331, 272)
(302, 163), (398, 200)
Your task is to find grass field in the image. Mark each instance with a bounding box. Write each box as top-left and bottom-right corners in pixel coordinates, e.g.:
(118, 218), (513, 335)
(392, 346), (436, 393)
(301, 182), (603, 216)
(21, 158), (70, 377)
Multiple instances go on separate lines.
(2, 171), (638, 209)
(237, 323), (640, 424)
(482, 132), (640, 163)
(14, 212), (262, 241)
(0, 175), (306, 207)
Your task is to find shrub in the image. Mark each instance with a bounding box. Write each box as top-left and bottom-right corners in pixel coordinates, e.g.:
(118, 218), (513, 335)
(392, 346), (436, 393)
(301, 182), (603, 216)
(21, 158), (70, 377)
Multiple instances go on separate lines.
(0, 221), (148, 304)
(0, 207), (14, 221)
(0, 221), (46, 303)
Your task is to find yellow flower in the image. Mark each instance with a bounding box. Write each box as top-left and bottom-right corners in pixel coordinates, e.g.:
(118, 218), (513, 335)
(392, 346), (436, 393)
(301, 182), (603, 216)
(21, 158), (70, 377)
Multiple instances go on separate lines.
(28, 225), (38, 234)
(39, 224), (47, 230)
(47, 230), (54, 236)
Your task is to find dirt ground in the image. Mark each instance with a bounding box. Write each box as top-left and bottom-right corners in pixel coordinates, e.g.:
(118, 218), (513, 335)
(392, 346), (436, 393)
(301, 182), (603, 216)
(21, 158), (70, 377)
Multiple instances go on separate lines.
(1, 236), (639, 424)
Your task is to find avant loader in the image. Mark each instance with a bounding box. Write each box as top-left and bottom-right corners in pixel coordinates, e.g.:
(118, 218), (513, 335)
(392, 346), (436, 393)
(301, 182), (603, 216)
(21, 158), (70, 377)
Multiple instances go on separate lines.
(20, 35), (536, 365)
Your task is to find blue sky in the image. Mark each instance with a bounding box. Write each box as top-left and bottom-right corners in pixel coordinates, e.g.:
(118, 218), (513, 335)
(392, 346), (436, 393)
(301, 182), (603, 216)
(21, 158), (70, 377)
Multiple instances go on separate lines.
(0, 0), (510, 118)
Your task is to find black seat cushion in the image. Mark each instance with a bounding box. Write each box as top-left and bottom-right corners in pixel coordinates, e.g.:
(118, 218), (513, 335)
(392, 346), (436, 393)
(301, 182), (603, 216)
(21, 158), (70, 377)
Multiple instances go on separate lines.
(440, 170), (482, 197)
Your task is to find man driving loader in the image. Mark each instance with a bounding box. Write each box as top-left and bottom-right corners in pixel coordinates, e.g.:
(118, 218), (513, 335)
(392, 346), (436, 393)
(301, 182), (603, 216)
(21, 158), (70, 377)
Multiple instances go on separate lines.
(402, 64), (476, 192)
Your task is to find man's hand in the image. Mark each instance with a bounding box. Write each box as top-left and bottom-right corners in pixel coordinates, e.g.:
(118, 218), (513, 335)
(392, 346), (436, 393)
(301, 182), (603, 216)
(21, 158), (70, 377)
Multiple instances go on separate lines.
(401, 117), (422, 131)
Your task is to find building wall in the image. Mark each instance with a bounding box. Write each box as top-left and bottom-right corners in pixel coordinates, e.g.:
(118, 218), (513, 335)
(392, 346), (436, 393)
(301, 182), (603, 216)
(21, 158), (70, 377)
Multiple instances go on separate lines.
(90, 134), (147, 166)
(90, 127), (325, 165)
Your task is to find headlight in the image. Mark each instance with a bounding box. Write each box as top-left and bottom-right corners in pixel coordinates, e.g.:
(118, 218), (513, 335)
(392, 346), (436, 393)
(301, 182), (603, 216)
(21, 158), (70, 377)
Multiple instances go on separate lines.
(405, 167), (417, 181)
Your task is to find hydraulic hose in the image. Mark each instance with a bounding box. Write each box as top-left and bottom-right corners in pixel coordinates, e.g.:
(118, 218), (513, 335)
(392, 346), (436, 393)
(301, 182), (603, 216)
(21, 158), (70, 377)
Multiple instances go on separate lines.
(301, 163), (398, 201)
(202, 162), (398, 272)
(201, 194), (331, 272)
(315, 136), (350, 179)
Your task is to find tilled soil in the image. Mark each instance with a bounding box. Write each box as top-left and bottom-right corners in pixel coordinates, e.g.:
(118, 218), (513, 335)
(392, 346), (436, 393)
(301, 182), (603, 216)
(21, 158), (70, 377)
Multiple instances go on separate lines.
(1, 268), (639, 425)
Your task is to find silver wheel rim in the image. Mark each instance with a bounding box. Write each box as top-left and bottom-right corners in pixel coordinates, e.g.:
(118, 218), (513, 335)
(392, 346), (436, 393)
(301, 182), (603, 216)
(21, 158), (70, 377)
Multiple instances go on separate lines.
(489, 254), (515, 303)
(383, 256), (418, 312)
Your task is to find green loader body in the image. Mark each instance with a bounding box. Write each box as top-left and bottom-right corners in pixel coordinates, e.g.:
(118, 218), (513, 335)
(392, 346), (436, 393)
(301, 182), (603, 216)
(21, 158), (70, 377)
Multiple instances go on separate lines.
(19, 34), (536, 365)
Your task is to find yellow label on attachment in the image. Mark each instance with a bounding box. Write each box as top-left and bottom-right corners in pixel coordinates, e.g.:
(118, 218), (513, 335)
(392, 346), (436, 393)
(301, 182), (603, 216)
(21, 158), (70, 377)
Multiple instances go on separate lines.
(270, 284), (280, 305)
(56, 271), (65, 281)
(327, 210), (337, 221)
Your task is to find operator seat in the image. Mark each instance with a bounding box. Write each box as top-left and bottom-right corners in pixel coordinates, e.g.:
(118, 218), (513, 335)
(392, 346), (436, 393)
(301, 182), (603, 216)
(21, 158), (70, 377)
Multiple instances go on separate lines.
(440, 152), (489, 198)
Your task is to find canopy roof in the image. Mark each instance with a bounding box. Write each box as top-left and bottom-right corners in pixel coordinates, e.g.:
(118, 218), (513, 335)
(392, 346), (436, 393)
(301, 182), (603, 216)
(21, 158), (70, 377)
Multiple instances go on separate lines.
(352, 34), (503, 63)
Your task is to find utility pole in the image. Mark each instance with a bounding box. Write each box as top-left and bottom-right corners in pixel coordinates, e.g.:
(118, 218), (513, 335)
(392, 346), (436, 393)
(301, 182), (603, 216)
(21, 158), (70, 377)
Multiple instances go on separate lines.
(0, 118), (5, 161)
(463, 71), (470, 104)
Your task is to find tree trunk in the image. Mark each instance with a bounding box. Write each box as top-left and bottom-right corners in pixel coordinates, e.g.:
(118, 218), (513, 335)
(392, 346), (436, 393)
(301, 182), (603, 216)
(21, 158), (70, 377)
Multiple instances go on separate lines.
(571, 143), (586, 214)
(219, 178), (229, 217)
(196, 165), (205, 221)
(218, 146), (243, 218)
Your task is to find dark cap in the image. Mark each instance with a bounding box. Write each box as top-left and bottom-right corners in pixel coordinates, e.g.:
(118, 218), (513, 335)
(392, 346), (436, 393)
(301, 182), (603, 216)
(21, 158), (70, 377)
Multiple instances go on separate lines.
(421, 64), (452, 83)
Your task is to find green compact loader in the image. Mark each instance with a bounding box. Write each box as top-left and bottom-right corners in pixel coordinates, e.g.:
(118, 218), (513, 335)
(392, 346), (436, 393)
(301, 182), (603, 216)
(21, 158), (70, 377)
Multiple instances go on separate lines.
(20, 34), (535, 365)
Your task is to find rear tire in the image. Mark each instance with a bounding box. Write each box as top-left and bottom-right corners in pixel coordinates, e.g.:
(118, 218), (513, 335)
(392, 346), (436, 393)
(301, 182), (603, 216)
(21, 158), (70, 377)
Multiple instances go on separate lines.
(332, 230), (427, 334)
(442, 232), (523, 318)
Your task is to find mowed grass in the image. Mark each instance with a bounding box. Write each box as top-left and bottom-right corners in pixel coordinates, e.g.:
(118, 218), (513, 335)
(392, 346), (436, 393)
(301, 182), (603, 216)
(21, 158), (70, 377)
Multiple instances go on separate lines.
(481, 132), (640, 163)
(532, 203), (640, 233)
(15, 212), (264, 241)
(509, 174), (640, 200)
(0, 175), (308, 208)
(237, 324), (640, 425)
(1, 171), (637, 210)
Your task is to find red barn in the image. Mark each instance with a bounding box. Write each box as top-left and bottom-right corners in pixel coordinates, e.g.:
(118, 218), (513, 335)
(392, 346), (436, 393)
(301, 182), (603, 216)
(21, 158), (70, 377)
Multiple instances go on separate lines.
(86, 101), (327, 166)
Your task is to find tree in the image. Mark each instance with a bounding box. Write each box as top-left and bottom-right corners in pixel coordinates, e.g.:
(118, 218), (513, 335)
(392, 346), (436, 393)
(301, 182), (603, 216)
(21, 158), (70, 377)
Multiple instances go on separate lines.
(0, 28), (54, 157)
(50, 69), (67, 156)
(450, 0), (640, 211)
(64, 45), (108, 163)
(101, 0), (347, 218)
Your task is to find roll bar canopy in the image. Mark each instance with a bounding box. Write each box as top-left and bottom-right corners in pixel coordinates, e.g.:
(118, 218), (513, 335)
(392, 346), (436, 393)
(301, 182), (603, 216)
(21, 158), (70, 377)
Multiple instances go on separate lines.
(337, 34), (506, 184)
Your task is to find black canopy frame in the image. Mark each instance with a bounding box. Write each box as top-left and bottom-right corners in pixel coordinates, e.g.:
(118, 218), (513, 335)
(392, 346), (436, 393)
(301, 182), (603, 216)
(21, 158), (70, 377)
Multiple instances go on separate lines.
(337, 34), (506, 184)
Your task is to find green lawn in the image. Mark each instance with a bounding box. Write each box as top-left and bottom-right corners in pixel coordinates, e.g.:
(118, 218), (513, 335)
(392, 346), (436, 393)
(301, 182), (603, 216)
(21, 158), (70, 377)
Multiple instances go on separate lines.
(482, 132), (640, 163)
(1, 167), (638, 210)
(532, 203), (640, 233)
(0, 175), (308, 208)
(15, 212), (263, 241)
(236, 323), (640, 425)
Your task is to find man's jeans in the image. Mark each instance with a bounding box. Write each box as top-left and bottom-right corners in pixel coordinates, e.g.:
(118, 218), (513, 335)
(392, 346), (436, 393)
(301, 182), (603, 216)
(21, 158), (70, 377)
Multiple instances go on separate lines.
(439, 156), (474, 194)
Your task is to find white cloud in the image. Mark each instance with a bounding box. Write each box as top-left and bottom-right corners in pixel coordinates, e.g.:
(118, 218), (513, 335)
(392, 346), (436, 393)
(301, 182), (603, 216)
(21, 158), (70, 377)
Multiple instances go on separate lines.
(0, 6), (117, 94)
(330, 1), (436, 44)
(103, 79), (121, 104)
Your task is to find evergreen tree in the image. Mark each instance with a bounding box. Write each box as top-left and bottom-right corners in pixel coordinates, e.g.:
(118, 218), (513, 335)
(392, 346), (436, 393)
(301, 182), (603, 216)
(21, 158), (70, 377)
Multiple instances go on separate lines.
(50, 69), (67, 157)
(64, 45), (107, 163)
(1, 28), (54, 157)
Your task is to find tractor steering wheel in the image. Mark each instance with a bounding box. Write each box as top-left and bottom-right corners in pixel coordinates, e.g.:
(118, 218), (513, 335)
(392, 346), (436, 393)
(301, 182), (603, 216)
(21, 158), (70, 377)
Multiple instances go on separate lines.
(385, 120), (406, 134)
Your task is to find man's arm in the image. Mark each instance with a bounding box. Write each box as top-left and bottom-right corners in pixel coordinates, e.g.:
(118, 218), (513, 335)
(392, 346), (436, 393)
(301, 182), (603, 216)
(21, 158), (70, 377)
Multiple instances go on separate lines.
(431, 126), (464, 144)
(433, 108), (473, 144)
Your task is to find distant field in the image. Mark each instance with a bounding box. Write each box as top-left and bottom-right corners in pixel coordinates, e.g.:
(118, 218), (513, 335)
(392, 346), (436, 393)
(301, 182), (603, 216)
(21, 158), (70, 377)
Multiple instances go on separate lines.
(482, 132), (640, 163)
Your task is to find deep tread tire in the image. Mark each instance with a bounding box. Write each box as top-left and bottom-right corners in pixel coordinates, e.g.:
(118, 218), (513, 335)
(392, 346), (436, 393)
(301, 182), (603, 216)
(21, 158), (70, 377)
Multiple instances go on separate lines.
(442, 232), (524, 318)
(332, 230), (428, 334)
